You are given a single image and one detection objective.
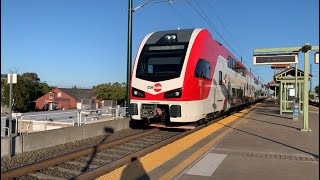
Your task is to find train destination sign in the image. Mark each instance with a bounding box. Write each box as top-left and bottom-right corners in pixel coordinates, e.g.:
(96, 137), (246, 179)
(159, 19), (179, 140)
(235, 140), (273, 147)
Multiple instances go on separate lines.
(253, 53), (298, 65)
(148, 45), (185, 51)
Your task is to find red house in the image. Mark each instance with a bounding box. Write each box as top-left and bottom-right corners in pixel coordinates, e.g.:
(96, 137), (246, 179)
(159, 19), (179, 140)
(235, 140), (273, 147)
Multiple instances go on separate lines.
(36, 87), (99, 111)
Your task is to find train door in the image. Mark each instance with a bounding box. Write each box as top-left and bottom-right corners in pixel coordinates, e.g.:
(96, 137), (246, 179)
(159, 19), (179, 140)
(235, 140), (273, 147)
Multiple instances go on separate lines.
(216, 56), (226, 111)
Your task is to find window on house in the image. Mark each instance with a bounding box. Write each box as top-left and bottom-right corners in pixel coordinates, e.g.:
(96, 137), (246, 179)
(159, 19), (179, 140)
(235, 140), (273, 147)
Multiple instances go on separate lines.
(58, 92), (61, 97)
(49, 94), (53, 99)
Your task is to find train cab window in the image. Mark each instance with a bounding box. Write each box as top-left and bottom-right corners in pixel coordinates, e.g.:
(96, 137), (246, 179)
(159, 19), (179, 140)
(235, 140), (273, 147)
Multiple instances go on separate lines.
(219, 71), (223, 85)
(195, 59), (211, 79)
(136, 43), (188, 82)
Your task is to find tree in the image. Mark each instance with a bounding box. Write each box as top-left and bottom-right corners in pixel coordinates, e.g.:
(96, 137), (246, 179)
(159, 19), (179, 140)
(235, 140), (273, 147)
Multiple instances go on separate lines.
(38, 82), (52, 97)
(93, 82), (126, 104)
(21, 72), (40, 83)
(315, 85), (319, 95)
(1, 72), (53, 112)
(1, 74), (33, 112)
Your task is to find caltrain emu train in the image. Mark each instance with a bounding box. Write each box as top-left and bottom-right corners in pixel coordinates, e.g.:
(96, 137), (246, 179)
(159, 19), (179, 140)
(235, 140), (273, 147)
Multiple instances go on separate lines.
(128, 28), (268, 129)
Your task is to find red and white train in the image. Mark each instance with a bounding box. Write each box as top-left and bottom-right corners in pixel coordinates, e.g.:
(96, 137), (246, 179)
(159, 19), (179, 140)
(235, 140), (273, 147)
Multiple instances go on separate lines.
(129, 28), (268, 128)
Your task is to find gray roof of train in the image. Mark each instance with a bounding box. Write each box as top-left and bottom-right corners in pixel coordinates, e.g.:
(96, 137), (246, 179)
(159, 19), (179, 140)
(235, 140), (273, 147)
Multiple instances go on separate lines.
(145, 29), (196, 44)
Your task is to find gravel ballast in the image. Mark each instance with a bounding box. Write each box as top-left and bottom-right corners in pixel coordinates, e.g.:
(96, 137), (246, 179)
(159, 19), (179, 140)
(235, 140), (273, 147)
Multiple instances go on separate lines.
(1, 128), (145, 172)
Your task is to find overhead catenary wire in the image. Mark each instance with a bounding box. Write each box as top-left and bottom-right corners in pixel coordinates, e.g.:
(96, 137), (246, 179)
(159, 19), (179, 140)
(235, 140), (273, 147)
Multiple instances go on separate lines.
(187, 0), (255, 71)
(137, 0), (262, 82)
(195, 1), (253, 69)
(169, 2), (194, 28)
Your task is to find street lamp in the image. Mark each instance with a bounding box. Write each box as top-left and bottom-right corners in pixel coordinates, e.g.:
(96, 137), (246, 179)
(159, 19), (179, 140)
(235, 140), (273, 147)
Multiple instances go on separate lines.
(126, 0), (173, 110)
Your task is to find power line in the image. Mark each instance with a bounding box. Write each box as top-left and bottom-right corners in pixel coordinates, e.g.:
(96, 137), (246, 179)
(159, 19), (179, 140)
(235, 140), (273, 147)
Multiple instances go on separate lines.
(169, 2), (194, 28)
(187, 0), (256, 72)
(203, 0), (254, 70)
(187, 0), (239, 59)
(205, 0), (233, 42)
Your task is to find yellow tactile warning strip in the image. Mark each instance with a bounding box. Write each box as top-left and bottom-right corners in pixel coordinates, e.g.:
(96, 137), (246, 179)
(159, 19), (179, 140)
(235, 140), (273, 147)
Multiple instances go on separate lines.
(97, 104), (260, 180)
(160, 105), (259, 179)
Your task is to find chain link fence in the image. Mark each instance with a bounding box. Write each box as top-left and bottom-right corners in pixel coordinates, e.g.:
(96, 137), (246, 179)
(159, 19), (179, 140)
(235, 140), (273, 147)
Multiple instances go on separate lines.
(81, 99), (96, 110)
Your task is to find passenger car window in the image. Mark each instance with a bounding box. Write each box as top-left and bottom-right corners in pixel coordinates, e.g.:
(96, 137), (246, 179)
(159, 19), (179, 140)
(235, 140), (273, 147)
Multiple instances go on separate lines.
(195, 59), (211, 79)
(219, 71), (223, 85)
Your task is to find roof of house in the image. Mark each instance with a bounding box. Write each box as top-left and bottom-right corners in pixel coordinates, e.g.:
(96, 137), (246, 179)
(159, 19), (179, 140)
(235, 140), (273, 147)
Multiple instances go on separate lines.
(58, 88), (96, 101)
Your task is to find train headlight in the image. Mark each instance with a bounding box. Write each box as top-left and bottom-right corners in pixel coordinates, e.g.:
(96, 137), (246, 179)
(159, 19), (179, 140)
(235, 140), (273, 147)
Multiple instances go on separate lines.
(163, 34), (178, 43)
(164, 88), (182, 98)
(132, 87), (145, 98)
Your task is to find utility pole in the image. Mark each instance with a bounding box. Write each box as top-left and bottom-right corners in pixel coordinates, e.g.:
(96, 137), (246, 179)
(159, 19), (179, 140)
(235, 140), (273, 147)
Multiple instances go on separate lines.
(310, 63), (312, 93)
(126, 0), (133, 111)
(8, 75), (13, 158)
(125, 0), (172, 112)
(7, 73), (17, 158)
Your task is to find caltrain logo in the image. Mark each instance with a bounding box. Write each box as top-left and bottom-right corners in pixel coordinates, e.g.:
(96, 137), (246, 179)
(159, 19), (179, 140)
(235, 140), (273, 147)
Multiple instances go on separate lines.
(147, 83), (162, 92)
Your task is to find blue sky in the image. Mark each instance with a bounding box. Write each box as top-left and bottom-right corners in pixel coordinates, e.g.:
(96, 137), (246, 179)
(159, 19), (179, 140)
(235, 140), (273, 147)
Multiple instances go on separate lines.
(1, 0), (319, 89)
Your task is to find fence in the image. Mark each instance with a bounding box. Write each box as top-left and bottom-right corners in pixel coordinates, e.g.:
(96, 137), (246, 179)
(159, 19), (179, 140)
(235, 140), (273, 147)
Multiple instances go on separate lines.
(81, 99), (96, 110)
(4, 106), (126, 135)
(26, 119), (75, 134)
(19, 111), (79, 135)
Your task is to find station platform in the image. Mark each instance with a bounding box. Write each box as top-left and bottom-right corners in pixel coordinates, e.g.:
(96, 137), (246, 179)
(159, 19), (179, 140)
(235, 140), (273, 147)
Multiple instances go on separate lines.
(98, 101), (319, 180)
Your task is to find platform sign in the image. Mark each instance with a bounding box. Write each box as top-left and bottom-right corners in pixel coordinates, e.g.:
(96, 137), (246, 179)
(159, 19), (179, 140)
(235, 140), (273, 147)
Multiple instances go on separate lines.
(253, 53), (298, 65)
(293, 97), (299, 121)
(315, 52), (319, 64)
(7, 74), (17, 84)
(289, 88), (295, 97)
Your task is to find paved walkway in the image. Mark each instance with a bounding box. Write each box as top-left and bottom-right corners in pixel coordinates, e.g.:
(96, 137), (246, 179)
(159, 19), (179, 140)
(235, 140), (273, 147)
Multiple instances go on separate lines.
(97, 101), (318, 180)
(149, 101), (319, 180)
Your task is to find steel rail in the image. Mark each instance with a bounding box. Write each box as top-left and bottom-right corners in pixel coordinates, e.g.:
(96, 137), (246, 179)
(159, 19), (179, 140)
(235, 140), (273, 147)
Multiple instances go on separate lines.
(1, 129), (159, 179)
(74, 100), (262, 179)
(309, 101), (319, 107)
(2, 100), (262, 179)
(73, 123), (207, 179)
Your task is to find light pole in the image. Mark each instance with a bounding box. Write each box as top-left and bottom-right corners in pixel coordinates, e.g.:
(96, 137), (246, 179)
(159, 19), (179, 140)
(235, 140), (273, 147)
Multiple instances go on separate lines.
(126, 0), (173, 111)
(7, 73), (17, 158)
(126, 0), (133, 109)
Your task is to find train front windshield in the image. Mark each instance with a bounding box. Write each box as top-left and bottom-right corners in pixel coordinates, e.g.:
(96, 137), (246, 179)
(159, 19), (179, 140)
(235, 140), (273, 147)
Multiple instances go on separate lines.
(136, 44), (188, 82)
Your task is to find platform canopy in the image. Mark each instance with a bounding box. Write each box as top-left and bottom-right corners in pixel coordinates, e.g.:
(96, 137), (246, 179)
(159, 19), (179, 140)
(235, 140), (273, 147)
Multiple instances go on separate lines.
(269, 66), (312, 114)
(273, 67), (312, 81)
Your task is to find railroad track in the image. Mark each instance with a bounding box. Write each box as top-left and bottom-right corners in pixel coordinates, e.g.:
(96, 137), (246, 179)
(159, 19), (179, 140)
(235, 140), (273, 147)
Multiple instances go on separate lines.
(1, 126), (201, 180)
(309, 101), (319, 108)
(2, 100), (261, 180)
